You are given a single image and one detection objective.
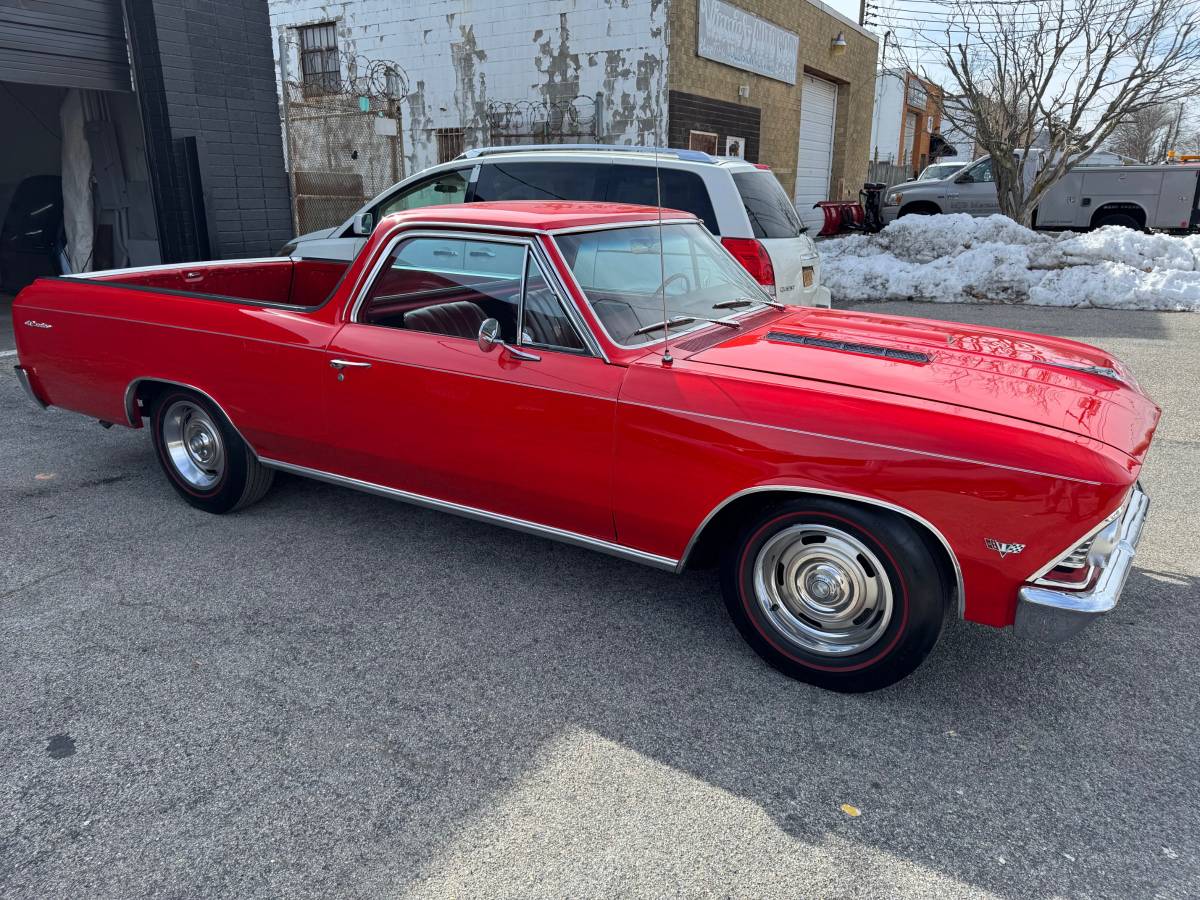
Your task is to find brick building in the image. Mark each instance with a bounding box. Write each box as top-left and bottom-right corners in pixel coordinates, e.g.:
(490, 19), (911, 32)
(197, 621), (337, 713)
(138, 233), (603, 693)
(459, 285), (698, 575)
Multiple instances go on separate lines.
(268, 0), (878, 232)
(0, 0), (292, 292)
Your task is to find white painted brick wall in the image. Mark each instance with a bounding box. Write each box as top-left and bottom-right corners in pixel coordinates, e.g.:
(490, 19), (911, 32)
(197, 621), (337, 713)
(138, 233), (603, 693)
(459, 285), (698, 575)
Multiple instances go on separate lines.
(269, 0), (668, 178)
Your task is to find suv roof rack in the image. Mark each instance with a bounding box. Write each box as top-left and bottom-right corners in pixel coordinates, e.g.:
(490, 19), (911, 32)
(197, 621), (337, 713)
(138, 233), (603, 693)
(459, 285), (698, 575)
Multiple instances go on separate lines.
(457, 144), (718, 164)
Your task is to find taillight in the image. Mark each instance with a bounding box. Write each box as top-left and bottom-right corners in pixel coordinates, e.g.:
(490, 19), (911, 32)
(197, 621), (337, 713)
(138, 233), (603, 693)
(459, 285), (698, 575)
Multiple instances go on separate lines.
(721, 237), (776, 296)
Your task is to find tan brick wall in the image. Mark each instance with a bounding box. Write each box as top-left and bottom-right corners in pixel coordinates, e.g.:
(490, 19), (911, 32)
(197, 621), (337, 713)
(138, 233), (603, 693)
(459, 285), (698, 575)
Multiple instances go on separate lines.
(668, 0), (877, 201)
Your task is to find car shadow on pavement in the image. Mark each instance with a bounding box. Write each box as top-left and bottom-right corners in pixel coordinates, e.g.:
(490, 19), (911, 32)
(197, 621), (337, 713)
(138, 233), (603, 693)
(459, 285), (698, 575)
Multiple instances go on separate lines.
(3, 381), (1197, 899)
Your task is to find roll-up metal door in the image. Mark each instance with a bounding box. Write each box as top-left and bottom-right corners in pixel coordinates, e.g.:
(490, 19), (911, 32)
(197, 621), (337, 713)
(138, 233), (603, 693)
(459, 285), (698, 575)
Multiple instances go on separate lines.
(794, 74), (838, 233)
(0, 0), (132, 91)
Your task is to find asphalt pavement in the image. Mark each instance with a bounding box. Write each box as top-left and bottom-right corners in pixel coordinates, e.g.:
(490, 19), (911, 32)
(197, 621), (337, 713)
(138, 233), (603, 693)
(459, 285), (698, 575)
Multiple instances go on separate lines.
(1, 301), (1197, 899)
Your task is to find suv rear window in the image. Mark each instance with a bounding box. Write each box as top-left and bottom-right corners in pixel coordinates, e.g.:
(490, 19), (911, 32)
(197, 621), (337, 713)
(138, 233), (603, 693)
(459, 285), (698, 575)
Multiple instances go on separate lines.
(473, 162), (609, 202)
(733, 171), (805, 238)
(608, 165), (720, 234)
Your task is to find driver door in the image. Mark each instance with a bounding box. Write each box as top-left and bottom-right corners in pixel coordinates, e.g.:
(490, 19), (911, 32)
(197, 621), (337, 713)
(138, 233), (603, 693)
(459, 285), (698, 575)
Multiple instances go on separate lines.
(323, 231), (622, 540)
(946, 158), (1001, 216)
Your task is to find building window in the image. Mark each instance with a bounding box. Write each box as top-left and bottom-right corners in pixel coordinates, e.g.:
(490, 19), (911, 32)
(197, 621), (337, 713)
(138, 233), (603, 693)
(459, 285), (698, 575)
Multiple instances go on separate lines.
(688, 130), (718, 155)
(436, 127), (465, 163)
(298, 22), (340, 95)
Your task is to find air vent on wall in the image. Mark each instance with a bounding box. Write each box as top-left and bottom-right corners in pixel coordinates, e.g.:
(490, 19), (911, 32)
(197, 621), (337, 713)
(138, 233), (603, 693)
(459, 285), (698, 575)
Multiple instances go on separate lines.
(765, 331), (931, 363)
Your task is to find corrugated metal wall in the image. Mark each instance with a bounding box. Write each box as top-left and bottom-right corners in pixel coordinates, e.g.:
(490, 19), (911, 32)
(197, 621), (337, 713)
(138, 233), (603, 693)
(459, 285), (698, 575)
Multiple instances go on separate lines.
(0, 0), (131, 91)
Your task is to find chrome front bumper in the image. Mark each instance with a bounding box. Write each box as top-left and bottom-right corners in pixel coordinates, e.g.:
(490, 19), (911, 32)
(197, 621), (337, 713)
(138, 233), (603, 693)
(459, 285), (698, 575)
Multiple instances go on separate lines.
(1014, 486), (1149, 641)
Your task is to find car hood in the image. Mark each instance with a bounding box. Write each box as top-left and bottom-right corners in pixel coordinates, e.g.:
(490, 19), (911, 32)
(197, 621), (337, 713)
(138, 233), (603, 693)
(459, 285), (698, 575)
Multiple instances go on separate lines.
(685, 308), (1160, 459)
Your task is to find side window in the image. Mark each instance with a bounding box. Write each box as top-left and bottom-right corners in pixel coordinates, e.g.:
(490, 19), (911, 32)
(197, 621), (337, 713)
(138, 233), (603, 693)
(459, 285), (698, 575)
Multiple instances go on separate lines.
(472, 162), (609, 202)
(377, 168), (470, 219)
(608, 165), (720, 234)
(966, 159), (995, 183)
(359, 236), (523, 340)
(520, 254), (585, 352)
(357, 237), (587, 353)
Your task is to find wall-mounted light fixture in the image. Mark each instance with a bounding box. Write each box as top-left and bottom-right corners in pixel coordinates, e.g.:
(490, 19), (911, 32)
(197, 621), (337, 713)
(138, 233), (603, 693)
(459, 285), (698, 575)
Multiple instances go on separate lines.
(831, 32), (848, 55)
(738, 84), (750, 99)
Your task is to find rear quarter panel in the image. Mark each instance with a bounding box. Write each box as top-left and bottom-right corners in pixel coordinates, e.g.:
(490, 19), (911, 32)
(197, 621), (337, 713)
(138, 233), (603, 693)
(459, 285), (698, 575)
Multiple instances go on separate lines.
(13, 278), (341, 467)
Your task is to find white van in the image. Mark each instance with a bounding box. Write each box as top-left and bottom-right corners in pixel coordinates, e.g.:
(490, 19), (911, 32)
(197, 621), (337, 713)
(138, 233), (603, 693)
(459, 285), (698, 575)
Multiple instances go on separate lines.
(281, 145), (831, 307)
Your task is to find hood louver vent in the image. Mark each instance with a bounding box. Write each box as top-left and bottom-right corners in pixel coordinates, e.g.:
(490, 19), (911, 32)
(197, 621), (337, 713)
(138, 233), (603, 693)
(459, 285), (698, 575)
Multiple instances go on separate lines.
(765, 331), (931, 364)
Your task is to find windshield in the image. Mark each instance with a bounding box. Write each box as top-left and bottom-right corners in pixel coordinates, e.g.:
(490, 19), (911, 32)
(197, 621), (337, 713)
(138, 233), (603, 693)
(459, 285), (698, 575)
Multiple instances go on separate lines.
(919, 163), (962, 181)
(555, 223), (773, 347)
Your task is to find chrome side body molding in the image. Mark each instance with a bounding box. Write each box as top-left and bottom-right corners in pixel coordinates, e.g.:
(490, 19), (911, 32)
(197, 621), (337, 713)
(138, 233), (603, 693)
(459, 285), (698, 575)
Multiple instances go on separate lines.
(258, 457), (681, 572)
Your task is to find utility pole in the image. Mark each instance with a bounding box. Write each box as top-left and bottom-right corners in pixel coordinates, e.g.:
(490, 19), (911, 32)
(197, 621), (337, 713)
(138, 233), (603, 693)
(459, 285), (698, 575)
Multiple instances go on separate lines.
(859, 0), (866, 26)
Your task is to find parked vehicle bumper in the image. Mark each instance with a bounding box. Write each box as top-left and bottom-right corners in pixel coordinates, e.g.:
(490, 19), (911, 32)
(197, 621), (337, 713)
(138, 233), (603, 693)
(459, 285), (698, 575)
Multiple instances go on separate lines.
(14, 365), (48, 410)
(1014, 484), (1149, 641)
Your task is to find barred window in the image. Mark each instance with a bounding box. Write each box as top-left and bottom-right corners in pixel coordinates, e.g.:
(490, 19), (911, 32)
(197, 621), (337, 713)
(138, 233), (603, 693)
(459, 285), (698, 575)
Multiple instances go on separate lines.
(298, 23), (339, 95)
(436, 127), (465, 164)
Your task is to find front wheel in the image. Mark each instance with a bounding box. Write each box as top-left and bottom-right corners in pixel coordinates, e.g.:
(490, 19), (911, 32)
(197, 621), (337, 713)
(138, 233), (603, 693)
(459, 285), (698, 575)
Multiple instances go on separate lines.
(720, 498), (948, 692)
(150, 388), (274, 514)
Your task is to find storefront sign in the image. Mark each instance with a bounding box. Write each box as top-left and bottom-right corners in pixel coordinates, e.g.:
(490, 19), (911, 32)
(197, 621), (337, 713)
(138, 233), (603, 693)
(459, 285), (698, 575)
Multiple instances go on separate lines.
(698, 0), (799, 85)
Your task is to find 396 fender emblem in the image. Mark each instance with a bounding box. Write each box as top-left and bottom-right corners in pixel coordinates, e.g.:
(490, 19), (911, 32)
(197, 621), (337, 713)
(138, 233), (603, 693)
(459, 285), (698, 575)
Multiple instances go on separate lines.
(24, 320), (52, 329)
(985, 538), (1025, 558)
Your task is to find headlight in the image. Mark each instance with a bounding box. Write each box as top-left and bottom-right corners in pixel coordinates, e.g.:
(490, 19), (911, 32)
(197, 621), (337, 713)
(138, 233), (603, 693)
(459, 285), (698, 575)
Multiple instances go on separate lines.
(885, 192), (903, 207)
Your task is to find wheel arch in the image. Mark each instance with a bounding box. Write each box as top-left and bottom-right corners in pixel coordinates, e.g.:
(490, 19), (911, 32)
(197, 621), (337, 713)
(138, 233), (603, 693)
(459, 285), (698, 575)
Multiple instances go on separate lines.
(898, 200), (942, 217)
(123, 378), (258, 456)
(1089, 201), (1147, 229)
(679, 486), (964, 617)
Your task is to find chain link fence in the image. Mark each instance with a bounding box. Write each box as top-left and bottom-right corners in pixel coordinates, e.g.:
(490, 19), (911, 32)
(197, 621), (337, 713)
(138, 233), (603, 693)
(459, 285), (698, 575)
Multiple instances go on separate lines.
(279, 41), (410, 235)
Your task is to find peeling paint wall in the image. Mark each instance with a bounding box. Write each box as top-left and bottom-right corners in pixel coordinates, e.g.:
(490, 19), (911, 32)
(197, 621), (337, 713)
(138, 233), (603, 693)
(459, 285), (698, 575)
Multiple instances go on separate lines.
(269, 0), (668, 177)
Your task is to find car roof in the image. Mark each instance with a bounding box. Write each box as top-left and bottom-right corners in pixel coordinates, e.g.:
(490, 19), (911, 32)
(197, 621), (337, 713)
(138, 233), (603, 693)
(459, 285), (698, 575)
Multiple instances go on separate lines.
(450, 145), (759, 172)
(379, 200), (697, 232)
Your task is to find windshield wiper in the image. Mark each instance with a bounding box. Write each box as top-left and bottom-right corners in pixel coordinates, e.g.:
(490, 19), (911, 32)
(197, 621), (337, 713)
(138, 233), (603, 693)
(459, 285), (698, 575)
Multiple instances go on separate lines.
(712, 296), (787, 311)
(632, 314), (741, 337)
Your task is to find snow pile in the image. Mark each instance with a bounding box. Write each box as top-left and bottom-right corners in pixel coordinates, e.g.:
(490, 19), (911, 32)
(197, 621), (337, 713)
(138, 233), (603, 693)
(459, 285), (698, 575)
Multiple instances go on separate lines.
(820, 213), (1200, 311)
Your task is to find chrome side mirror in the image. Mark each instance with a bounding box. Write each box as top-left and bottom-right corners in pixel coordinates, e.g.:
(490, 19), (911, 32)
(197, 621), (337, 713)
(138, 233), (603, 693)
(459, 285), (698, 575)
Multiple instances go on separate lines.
(352, 212), (374, 235)
(478, 317), (502, 352)
(477, 317), (540, 362)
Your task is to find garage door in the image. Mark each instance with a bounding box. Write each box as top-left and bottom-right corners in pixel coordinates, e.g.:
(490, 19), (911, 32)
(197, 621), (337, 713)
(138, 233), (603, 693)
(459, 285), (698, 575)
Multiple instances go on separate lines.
(0, 0), (131, 92)
(794, 74), (838, 232)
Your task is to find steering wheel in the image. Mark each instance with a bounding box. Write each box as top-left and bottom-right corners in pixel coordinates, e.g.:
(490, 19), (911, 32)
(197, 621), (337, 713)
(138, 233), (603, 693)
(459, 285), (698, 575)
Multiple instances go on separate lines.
(657, 271), (692, 297)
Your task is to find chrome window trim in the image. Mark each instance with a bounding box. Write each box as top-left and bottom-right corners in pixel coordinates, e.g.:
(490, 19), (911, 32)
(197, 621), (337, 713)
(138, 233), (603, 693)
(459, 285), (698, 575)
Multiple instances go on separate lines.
(551, 220), (774, 352)
(547, 217), (697, 236)
(346, 228), (605, 360)
(259, 457), (678, 572)
(678, 484), (967, 617)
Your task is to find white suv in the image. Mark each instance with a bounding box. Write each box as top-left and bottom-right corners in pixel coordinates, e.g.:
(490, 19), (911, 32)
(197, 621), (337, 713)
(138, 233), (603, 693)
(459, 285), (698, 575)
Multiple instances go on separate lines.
(281, 145), (831, 307)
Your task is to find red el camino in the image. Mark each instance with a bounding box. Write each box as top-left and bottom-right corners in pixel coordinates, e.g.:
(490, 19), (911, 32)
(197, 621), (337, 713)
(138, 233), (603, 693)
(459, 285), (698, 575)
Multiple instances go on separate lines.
(12, 202), (1159, 692)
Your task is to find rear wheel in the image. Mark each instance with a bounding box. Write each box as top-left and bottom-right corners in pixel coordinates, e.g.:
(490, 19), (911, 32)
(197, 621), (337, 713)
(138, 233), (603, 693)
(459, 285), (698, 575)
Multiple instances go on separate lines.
(150, 388), (273, 514)
(720, 498), (947, 692)
(1093, 212), (1141, 230)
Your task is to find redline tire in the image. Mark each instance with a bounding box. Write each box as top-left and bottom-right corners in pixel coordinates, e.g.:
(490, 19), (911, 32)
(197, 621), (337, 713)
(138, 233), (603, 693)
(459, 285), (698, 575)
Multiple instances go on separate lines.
(150, 389), (274, 514)
(720, 498), (947, 692)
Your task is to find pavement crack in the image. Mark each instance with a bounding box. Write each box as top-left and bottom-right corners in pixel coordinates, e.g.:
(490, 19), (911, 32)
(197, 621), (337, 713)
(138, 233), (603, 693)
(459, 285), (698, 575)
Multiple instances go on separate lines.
(0, 566), (73, 602)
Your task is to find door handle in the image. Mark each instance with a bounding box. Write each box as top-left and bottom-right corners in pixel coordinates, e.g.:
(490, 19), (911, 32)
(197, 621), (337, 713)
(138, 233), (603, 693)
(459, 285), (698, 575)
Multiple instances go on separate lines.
(329, 359), (372, 369)
(183, 270), (205, 282)
(468, 249), (496, 258)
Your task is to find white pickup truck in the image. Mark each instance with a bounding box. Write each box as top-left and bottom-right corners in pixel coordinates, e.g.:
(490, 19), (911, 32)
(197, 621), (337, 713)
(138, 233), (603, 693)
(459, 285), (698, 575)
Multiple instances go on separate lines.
(883, 152), (1200, 232)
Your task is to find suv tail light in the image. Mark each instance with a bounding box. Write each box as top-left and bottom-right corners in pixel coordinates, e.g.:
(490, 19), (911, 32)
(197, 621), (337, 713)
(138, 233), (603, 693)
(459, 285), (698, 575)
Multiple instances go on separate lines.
(721, 237), (776, 297)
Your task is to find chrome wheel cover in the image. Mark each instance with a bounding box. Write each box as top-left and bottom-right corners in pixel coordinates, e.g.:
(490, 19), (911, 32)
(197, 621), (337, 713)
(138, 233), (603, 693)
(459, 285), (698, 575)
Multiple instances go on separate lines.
(752, 524), (893, 657)
(162, 400), (225, 490)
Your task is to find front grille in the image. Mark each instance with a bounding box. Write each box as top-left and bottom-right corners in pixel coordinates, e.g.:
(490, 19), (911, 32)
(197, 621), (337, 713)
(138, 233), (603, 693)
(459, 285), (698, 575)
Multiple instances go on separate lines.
(765, 332), (931, 363)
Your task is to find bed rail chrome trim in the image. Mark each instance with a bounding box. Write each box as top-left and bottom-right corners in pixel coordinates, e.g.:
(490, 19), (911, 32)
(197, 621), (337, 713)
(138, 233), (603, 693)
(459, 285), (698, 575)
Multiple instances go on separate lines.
(679, 485), (967, 617)
(258, 457), (680, 572)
